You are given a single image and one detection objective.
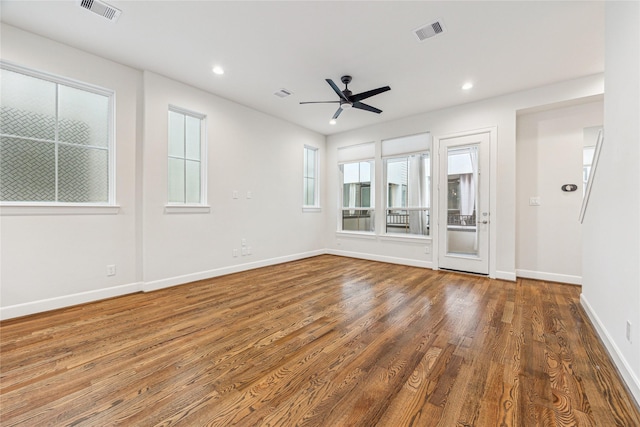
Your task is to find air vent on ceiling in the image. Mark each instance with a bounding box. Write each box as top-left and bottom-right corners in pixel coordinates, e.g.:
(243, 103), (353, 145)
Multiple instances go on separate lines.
(78, 0), (121, 22)
(413, 19), (445, 42)
(274, 88), (293, 98)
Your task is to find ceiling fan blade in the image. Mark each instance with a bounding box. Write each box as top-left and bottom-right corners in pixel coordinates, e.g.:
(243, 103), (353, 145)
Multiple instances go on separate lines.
(350, 86), (391, 102)
(299, 101), (341, 104)
(352, 101), (382, 114)
(326, 79), (349, 102)
(332, 107), (343, 120)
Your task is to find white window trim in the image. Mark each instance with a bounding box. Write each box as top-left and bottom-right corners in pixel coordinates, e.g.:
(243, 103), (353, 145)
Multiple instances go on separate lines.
(303, 145), (320, 210)
(0, 203), (120, 216)
(166, 105), (208, 210)
(164, 205), (211, 214)
(335, 230), (377, 240)
(0, 60), (117, 211)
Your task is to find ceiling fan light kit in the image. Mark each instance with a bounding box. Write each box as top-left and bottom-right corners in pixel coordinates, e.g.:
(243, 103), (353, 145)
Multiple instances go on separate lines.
(300, 75), (390, 123)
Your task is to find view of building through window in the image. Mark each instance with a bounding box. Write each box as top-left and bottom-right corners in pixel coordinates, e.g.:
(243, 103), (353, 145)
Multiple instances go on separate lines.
(341, 161), (374, 232)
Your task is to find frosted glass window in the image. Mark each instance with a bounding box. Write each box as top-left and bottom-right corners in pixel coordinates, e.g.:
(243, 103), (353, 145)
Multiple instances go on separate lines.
(168, 157), (185, 203)
(58, 85), (109, 147)
(0, 68), (56, 140)
(167, 107), (206, 205)
(303, 146), (319, 207)
(0, 65), (113, 204)
(58, 145), (109, 202)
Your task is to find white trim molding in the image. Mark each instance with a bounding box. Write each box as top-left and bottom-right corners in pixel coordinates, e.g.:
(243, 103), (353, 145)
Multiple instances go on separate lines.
(516, 269), (582, 285)
(495, 270), (517, 282)
(142, 250), (325, 293)
(326, 249), (432, 269)
(0, 282), (142, 321)
(580, 294), (640, 406)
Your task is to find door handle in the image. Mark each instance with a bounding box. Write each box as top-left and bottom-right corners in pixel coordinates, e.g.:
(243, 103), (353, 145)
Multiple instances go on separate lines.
(478, 220), (488, 224)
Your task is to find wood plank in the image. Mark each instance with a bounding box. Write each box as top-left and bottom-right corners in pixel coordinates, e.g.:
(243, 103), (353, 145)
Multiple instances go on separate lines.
(1, 255), (639, 426)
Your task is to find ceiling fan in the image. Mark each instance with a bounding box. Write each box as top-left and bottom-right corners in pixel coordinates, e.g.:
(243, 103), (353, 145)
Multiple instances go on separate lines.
(300, 75), (391, 121)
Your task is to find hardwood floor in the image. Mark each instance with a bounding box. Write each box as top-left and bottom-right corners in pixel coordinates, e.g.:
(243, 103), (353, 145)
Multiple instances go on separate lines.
(1, 255), (639, 426)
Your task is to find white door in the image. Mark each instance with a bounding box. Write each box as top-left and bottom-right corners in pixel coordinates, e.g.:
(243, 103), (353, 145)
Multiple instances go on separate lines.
(438, 131), (490, 274)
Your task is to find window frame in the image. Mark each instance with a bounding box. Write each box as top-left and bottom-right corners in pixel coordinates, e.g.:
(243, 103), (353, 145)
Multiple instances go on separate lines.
(302, 145), (320, 211)
(339, 159), (375, 234)
(0, 60), (117, 212)
(166, 105), (208, 211)
(383, 151), (431, 238)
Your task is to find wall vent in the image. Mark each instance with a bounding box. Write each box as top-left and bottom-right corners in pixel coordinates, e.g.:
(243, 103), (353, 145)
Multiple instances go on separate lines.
(78, 0), (121, 22)
(413, 19), (445, 42)
(274, 88), (293, 98)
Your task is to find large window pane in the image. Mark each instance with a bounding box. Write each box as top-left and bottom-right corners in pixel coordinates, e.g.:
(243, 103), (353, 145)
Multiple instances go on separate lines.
(0, 137), (55, 201)
(342, 209), (374, 232)
(58, 145), (108, 202)
(168, 158), (185, 203)
(58, 85), (109, 147)
(385, 152), (430, 236)
(185, 160), (201, 204)
(0, 69), (56, 140)
(340, 160), (374, 232)
(185, 115), (201, 160)
(168, 111), (185, 158)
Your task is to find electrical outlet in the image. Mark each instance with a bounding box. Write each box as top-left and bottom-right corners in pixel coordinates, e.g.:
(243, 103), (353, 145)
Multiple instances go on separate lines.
(106, 265), (116, 276)
(529, 196), (541, 206)
(241, 248), (247, 256)
(626, 321), (632, 342)
(424, 246), (431, 254)
(247, 246), (252, 255)
(241, 238), (247, 247)
(233, 249), (239, 257)
(232, 190), (238, 199)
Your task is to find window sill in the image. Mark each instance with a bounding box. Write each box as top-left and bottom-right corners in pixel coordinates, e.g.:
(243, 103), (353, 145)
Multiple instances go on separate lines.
(164, 205), (211, 214)
(379, 234), (431, 244)
(0, 204), (120, 216)
(335, 231), (377, 240)
(302, 206), (322, 213)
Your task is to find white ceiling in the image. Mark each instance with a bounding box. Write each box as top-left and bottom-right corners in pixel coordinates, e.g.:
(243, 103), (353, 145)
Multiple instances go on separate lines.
(0, 1), (605, 136)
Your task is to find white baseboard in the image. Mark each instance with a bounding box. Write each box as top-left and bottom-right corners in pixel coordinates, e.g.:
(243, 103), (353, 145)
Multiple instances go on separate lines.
(0, 282), (142, 321)
(516, 269), (582, 285)
(580, 294), (640, 406)
(495, 270), (517, 282)
(326, 249), (432, 269)
(142, 250), (326, 293)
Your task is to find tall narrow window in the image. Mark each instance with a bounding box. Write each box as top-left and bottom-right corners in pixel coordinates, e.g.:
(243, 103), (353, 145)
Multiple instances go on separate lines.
(382, 133), (431, 236)
(340, 161), (375, 232)
(385, 153), (430, 236)
(303, 145), (319, 208)
(0, 63), (113, 204)
(168, 106), (206, 204)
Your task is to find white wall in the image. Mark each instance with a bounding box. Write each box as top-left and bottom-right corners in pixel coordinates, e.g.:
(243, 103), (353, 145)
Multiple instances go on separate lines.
(325, 75), (604, 279)
(581, 1), (640, 404)
(516, 100), (603, 284)
(0, 24), (141, 318)
(0, 25), (326, 319)
(141, 71), (326, 290)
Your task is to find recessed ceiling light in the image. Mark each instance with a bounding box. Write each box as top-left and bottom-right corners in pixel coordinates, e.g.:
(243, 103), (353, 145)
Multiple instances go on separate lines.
(329, 119), (337, 125)
(462, 82), (473, 90)
(212, 66), (224, 75)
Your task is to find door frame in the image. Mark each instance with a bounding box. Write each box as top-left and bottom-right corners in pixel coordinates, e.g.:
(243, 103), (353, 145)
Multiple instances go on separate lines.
(432, 127), (497, 278)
